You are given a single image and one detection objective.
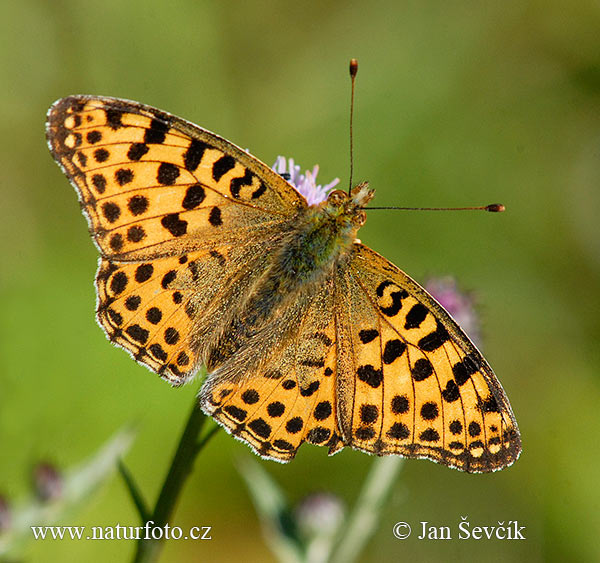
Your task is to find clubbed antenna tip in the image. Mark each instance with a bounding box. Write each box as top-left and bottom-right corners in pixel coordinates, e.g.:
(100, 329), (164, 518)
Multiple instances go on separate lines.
(348, 59), (358, 193)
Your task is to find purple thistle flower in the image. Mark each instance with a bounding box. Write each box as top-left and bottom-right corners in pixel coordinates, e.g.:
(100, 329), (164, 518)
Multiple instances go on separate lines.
(273, 156), (339, 206)
(425, 276), (482, 348)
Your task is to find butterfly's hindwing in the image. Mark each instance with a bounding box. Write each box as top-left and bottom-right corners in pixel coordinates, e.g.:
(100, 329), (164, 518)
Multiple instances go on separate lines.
(200, 279), (343, 462)
(95, 244), (240, 385)
(96, 256), (198, 385)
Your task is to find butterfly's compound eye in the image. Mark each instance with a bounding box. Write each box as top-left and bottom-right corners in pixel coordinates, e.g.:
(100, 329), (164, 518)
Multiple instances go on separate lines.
(327, 189), (348, 207)
(354, 210), (367, 226)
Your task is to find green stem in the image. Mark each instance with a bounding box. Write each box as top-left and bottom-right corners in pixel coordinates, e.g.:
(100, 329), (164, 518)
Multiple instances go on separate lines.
(331, 457), (404, 563)
(132, 399), (216, 563)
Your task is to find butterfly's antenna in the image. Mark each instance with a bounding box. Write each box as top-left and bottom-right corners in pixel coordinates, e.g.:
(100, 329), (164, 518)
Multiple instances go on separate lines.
(348, 60), (505, 215)
(366, 203), (506, 212)
(348, 58), (358, 195)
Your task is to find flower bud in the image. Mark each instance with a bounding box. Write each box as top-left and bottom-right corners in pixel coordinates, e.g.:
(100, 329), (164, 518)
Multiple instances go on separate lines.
(295, 492), (345, 539)
(33, 462), (63, 502)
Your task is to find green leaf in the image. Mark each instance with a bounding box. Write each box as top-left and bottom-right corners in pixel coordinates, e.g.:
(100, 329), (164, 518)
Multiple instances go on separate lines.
(238, 458), (303, 563)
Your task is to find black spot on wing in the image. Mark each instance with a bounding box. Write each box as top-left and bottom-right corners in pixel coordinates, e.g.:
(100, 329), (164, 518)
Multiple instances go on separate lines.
(127, 143), (149, 161)
(382, 339), (406, 364)
(267, 402), (285, 417)
(286, 417), (303, 433)
(87, 130), (102, 144)
(157, 162), (180, 185)
(360, 404), (378, 423)
(125, 295), (141, 311)
(357, 365), (383, 388)
(248, 418), (271, 439)
(209, 207), (222, 226)
(481, 395), (500, 413)
(355, 427), (376, 441)
(164, 327), (180, 345)
(230, 169), (253, 198)
(126, 324), (149, 344)
(420, 402), (439, 420)
(149, 343), (167, 362)
(442, 380), (460, 402)
(102, 202), (121, 223)
(359, 329), (379, 344)
(418, 321), (450, 351)
(128, 195), (149, 215)
(145, 118), (168, 144)
(411, 358), (433, 381)
(105, 108), (124, 130)
(184, 139), (208, 171)
(182, 184), (205, 209)
(387, 422), (410, 439)
(161, 213), (187, 237)
(115, 168), (134, 185)
(405, 303), (428, 329)
(391, 395), (409, 414)
(92, 174), (106, 193)
(212, 155), (235, 182)
(449, 420), (463, 435)
(127, 225), (145, 242)
(307, 427), (331, 444)
(419, 428), (440, 442)
(224, 405), (247, 422)
(314, 401), (332, 421)
(109, 233), (123, 252)
(452, 353), (481, 385)
(94, 148), (109, 163)
(241, 389), (259, 404)
(300, 381), (320, 397)
(161, 270), (177, 289)
(273, 439), (294, 451)
(135, 263), (153, 283)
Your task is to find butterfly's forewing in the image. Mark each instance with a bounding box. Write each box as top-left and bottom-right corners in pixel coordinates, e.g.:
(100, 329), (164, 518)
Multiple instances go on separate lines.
(46, 96), (305, 383)
(200, 278), (343, 461)
(335, 244), (521, 472)
(46, 96), (304, 260)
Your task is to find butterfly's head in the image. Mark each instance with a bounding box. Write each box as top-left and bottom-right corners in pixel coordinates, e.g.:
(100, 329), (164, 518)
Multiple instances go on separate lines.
(325, 181), (374, 228)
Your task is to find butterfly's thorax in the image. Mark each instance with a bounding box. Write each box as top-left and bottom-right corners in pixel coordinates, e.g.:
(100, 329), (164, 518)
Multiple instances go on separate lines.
(206, 185), (374, 370)
(276, 183), (373, 284)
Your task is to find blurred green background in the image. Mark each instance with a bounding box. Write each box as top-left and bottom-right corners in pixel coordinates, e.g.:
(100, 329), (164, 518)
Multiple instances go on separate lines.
(1, 0), (599, 561)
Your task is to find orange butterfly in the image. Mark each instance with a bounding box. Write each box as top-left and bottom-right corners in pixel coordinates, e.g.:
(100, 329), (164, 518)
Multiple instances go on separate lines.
(46, 95), (520, 472)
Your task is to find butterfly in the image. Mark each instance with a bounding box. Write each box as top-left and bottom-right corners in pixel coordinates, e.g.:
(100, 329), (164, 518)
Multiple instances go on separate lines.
(46, 95), (521, 473)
